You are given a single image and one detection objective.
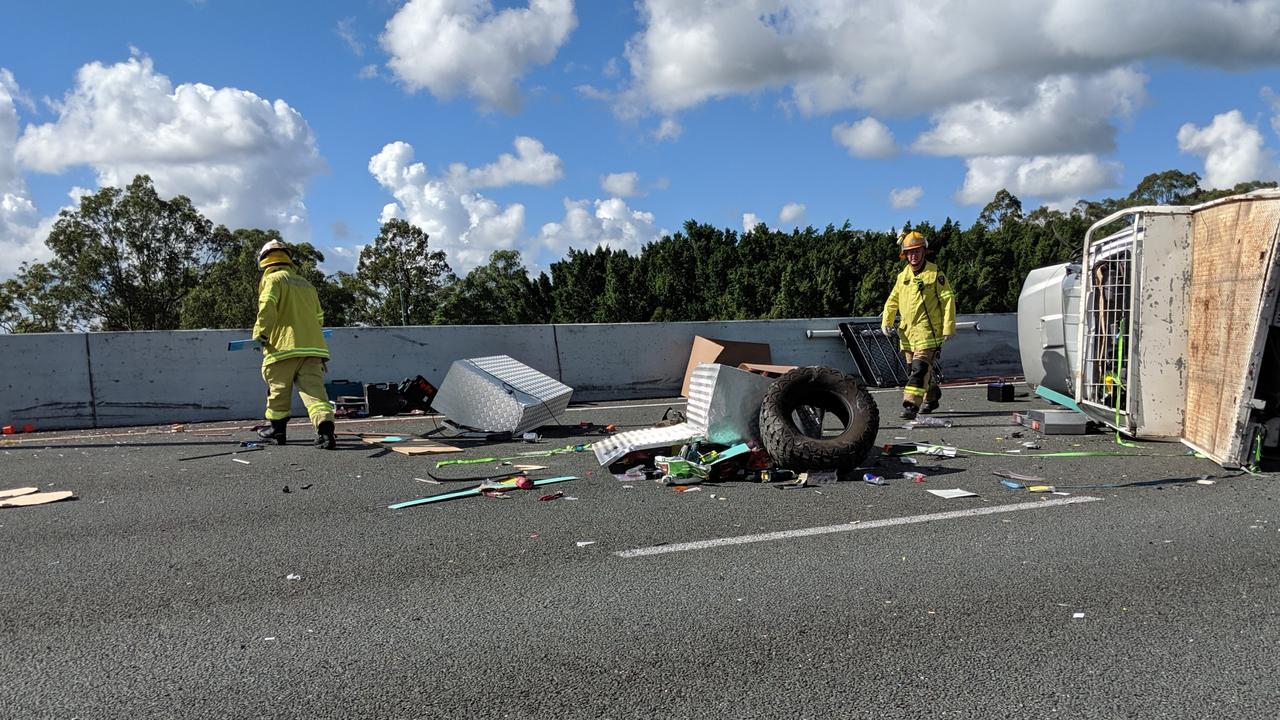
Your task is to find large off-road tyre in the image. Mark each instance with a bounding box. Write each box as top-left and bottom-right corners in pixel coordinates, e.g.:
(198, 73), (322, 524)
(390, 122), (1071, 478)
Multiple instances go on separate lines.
(759, 367), (879, 471)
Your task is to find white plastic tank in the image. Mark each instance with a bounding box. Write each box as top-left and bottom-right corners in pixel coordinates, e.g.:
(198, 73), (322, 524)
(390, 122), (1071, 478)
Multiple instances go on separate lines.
(1017, 262), (1081, 396)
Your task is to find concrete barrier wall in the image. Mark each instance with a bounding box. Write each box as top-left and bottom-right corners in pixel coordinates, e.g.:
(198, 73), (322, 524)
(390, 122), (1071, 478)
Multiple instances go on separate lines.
(0, 313), (1019, 430)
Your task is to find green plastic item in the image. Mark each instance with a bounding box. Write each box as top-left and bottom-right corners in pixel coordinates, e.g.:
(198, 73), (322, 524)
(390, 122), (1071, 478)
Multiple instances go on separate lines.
(388, 476), (577, 509)
(436, 443), (593, 468)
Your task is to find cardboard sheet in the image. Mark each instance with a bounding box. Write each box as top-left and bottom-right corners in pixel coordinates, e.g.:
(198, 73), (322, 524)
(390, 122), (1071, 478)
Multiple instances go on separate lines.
(681, 336), (771, 397)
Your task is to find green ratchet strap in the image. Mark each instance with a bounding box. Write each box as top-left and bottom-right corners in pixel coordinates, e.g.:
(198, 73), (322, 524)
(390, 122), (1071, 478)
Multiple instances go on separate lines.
(1109, 319), (1141, 448)
(436, 443), (593, 468)
(909, 443), (1185, 459)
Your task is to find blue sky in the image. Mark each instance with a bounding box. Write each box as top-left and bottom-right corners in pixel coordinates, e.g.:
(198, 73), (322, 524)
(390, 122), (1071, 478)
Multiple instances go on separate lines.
(2, 1), (1280, 277)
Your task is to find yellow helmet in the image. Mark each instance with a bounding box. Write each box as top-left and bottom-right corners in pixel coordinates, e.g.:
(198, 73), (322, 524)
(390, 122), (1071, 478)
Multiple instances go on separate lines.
(899, 231), (928, 259)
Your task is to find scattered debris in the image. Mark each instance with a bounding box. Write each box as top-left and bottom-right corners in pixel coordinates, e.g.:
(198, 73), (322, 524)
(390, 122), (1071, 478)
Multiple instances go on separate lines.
(575, 541), (596, 547)
(1072, 612), (1085, 620)
(927, 488), (978, 499)
(673, 485), (702, 493)
(522, 432), (540, 442)
(909, 417), (953, 429)
(863, 473), (888, 486)
(1196, 477), (1216, 485)
(414, 477), (442, 485)
(233, 458), (252, 465)
(283, 486), (291, 494)
(286, 573), (302, 581)
(538, 491), (564, 501)
(903, 472), (926, 483)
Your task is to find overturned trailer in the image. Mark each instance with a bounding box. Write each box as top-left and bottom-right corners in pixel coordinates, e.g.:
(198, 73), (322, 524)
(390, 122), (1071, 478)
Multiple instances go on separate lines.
(1018, 190), (1280, 467)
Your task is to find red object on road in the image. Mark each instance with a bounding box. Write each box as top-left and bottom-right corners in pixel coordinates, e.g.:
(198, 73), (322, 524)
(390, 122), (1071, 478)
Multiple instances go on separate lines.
(515, 475), (534, 490)
(538, 491), (564, 502)
(2, 425), (13, 435)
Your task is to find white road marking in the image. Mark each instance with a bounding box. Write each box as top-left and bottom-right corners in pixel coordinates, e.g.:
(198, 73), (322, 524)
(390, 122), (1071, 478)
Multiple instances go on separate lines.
(614, 495), (1101, 558)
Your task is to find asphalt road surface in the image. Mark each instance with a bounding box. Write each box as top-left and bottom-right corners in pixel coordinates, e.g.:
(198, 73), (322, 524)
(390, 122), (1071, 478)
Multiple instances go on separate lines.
(1, 386), (1277, 719)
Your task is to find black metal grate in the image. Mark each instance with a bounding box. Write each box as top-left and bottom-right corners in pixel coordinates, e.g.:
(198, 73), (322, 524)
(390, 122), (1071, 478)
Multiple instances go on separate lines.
(838, 322), (911, 388)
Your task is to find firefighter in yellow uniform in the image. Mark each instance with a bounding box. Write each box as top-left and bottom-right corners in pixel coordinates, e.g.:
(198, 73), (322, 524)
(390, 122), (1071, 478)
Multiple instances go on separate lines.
(882, 231), (956, 420)
(253, 240), (337, 449)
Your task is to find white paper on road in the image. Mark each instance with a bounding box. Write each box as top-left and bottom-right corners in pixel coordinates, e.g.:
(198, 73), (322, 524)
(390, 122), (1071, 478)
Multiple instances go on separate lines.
(927, 488), (978, 499)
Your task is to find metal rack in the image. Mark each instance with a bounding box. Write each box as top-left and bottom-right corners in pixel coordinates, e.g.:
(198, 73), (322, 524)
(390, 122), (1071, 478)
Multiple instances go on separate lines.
(836, 321), (912, 388)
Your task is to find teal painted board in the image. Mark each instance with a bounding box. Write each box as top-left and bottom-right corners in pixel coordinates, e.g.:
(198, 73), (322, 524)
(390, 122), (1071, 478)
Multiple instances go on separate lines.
(389, 476), (577, 509)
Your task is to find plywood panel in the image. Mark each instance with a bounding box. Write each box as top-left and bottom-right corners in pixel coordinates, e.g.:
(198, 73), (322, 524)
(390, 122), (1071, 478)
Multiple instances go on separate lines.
(1183, 199), (1280, 464)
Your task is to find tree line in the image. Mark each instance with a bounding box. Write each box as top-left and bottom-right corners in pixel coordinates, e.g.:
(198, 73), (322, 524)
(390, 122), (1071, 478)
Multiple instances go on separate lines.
(1, 171), (1273, 333)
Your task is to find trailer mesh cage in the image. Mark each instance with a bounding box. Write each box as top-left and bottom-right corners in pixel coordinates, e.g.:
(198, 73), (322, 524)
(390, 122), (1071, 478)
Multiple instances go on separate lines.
(1080, 228), (1135, 426)
(838, 321), (912, 388)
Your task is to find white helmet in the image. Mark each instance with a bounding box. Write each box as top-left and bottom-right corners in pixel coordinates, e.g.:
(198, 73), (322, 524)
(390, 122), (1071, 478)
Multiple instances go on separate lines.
(257, 239), (292, 263)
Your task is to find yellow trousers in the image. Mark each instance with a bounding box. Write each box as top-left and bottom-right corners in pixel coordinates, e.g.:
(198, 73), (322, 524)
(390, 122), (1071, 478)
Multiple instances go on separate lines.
(262, 356), (334, 428)
(902, 348), (941, 407)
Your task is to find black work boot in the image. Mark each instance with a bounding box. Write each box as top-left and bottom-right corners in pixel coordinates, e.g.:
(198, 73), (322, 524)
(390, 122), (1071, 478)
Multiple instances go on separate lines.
(900, 403), (919, 420)
(314, 420), (336, 450)
(258, 419), (288, 446)
(921, 400), (940, 414)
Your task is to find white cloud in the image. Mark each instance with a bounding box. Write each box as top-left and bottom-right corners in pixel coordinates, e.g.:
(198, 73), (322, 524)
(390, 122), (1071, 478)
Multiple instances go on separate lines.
(381, 0), (577, 113)
(654, 117), (682, 142)
(370, 138), (570, 271)
(1177, 110), (1276, 189)
(537, 196), (664, 260)
(601, 171), (640, 197)
(914, 68), (1145, 157)
(624, 1), (1280, 117)
(779, 202), (806, 224)
(889, 186), (923, 209)
(618, 0), (1280, 180)
(1264, 86), (1280, 137)
(336, 17), (364, 56)
(14, 55), (323, 241)
(957, 154), (1121, 205)
(358, 64), (380, 80)
(445, 136), (563, 190)
(832, 117), (895, 159)
(0, 69), (49, 276)
(742, 212), (762, 232)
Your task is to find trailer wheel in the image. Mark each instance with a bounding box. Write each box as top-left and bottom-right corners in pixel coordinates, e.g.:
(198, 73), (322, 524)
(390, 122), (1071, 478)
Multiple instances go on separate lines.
(759, 367), (879, 471)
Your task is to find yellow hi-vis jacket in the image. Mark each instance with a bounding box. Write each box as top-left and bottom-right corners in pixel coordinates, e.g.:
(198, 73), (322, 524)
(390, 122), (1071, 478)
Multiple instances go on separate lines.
(881, 261), (957, 351)
(253, 265), (329, 367)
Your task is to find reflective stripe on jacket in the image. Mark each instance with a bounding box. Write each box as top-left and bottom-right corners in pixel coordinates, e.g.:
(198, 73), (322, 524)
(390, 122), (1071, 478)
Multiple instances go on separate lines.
(253, 266), (329, 367)
(881, 261), (956, 351)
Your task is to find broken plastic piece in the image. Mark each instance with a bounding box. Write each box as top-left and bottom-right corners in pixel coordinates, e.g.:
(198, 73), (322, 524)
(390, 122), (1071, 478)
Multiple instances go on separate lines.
(992, 469), (1044, 484)
(926, 488), (978, 499)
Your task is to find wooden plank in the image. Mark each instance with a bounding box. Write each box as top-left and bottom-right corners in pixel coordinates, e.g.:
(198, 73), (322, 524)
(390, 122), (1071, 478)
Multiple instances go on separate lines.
(1183, 198), (1280, 463)
(0, 491), (75, 507)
